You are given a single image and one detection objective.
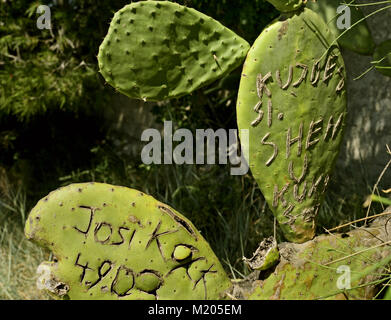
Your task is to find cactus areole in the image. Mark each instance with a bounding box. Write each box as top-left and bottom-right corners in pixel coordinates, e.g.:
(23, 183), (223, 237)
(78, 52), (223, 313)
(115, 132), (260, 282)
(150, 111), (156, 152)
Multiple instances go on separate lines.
(236, 7), (347, 243)
(25, 183), (232, 300)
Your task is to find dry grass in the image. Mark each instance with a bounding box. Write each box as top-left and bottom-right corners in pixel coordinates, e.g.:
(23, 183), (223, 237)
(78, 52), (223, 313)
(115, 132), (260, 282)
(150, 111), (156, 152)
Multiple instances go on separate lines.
(0, 217), (49, 300)
(0, 169), (49, 300)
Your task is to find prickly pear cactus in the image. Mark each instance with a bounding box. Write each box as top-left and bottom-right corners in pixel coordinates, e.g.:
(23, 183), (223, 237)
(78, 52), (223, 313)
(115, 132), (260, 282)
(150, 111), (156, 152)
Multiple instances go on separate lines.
(237, 8), (347, 243)
(306, 0), (375, 55)
(246, 216), (391, 300)
(373, 40), (391, 77)
(98, 1), (250, 101)
(25, 183), (232, 300)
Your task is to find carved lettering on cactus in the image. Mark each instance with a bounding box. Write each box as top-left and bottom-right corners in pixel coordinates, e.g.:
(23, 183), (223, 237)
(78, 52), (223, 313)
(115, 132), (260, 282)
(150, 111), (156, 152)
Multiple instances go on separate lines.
(310, 59), (321, 85)
(324, 113), (344, 140)
(145, 220), (178, 262)
(282, 204), (296, 225)
(74, 208), (137, 248)
(300, 205), (320, 223)
(94, 222), (113, 244)
(283, 204), (295, 217)
(288, 154), (309, 184)
(292, 63), (308, 87)
(308, 174), (324, 198)
(261, 132), (278, 166)
(336, 78), (345, 93)
(75, 253), (93, 283)
(286, 123), (303, 159)
(267, 99), (273, 128)
(73, 206), (97, 238)
(323, 54), (337, 82)
(111, 265), (135, 297)
(336, 66), (345, 93)
(306, 118), (323, 150)
(253, 100), (262, 113)
(89, 260), (113, 290)
(273, 182), (290, 208)
(256, 72), (272, 99)
(193, 264), (217, 300)
(277, 65), (293, 90)
(251, 110), (264, 127)
(293, 181), (307, 203)
(111, 227), (130, 246)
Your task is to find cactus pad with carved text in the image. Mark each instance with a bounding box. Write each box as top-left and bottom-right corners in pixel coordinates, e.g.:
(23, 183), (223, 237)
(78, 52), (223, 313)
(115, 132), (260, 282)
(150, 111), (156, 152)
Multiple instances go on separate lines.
(98, 1), (250, 101)
(237, 8), (347, 243)
(25, 183), (231, 300)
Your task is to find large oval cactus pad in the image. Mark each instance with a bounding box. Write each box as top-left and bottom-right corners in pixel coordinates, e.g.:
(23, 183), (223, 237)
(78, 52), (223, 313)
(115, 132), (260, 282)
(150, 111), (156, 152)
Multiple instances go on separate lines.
(237, 8), (347, 243)
(306, 0), (375, 55)
(98, 1), (250, 101)
(25, 183), (231, 300)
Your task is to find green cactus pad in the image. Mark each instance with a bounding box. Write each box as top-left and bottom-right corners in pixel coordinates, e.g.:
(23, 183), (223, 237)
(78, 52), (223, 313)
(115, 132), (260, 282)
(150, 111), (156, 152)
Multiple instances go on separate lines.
(25, 183), (232, 300)
(248, 217), (391, 300)
(267, 0), (304, 13)
(236, 8), (347, 243)
(306, 0), (375, 55)
(98, 1), (250, 101)
(373, 40), (391, 77)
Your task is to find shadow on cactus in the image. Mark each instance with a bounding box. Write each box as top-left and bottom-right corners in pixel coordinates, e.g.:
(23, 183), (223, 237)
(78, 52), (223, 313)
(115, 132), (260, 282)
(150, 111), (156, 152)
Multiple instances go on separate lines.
(24, 0), (391, 300)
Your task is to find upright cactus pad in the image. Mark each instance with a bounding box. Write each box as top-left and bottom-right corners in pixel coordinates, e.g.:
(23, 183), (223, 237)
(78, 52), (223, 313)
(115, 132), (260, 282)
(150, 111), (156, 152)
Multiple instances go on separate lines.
(306, 0), (375, 55)
(237, 8), (347, 243)
(25, 183), (232, 300)
(98, 1), (250, 101)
